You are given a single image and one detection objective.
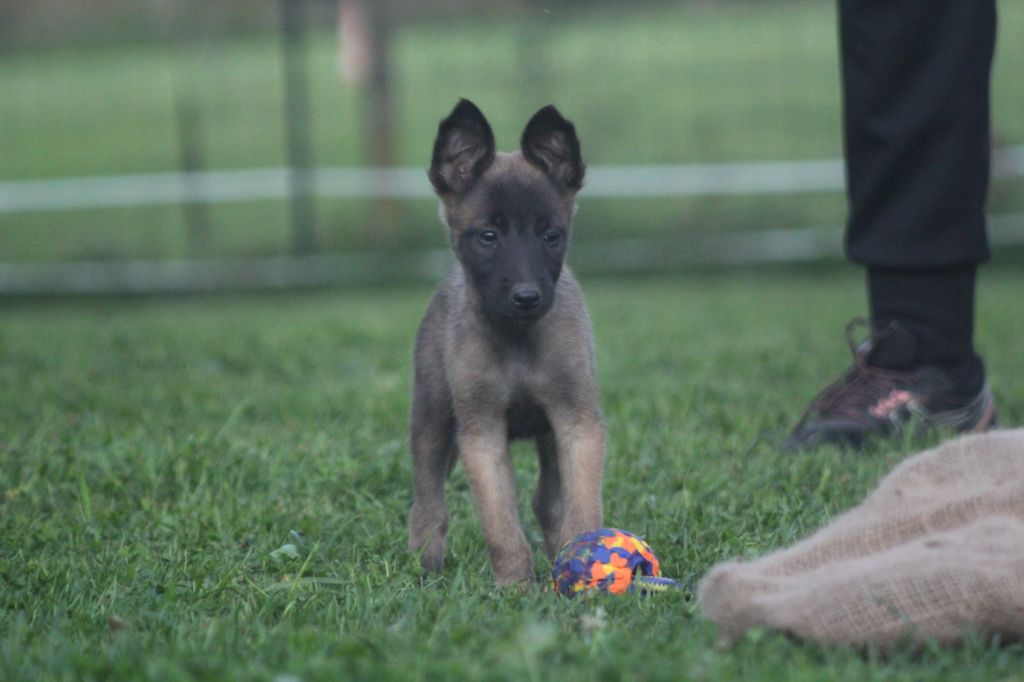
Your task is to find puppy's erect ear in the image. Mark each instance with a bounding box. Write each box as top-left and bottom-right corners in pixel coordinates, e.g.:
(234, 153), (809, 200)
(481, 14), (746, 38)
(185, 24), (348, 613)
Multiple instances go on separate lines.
(520, 105), (585, 192)
(428, 99), (496, 196)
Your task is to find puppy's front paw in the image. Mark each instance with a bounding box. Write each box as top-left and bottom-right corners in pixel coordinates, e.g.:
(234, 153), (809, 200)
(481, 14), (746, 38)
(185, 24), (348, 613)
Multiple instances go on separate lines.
(417, 541), (445, 574)
(409, 506), (448, 573)
(491, 544), (535, 586)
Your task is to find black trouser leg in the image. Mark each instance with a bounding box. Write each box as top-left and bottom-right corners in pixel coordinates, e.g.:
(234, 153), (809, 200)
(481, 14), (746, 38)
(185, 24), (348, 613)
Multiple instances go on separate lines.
(839, 0), (996, 373)
(840, 0), (996, 266)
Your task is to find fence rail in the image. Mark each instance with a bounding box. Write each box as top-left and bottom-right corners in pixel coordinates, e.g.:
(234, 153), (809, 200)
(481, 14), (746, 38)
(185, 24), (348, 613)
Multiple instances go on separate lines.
(2, 146), (1023, 213)
(3, 212), (1023, 296)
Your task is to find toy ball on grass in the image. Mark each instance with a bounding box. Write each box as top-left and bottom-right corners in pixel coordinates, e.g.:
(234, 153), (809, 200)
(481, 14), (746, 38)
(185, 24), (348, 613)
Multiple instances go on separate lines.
(551, 528), (681, 597)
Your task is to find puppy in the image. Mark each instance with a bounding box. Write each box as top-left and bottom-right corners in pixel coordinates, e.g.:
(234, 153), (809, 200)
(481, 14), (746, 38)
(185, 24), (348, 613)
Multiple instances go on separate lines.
(408, 99), (605, 585)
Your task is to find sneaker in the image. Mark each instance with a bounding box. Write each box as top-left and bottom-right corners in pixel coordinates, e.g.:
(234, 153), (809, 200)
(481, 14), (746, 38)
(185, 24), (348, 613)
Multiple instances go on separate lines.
(785, 319), (997, 450)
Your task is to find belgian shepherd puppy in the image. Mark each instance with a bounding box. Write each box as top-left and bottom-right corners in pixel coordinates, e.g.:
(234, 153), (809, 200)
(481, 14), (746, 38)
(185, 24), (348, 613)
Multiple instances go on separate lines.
(408, 99), (605, 585)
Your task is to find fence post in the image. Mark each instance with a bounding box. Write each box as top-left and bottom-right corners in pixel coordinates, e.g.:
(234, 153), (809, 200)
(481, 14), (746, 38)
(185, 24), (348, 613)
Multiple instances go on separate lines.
(173, 93), (212, 256)
(280, 0), (317, 255)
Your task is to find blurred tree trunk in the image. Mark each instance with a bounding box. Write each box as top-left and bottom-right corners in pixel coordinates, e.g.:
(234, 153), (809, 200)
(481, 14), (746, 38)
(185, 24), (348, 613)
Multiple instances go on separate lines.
(339, 0), (398, 243)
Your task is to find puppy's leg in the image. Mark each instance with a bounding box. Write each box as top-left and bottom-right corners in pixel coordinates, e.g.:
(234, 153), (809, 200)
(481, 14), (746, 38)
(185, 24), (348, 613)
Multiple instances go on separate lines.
(549, 408), (605, 550)
(409, 395), (456, 573)
(533, 432), (565, 558)
(459, 422), (534, 585)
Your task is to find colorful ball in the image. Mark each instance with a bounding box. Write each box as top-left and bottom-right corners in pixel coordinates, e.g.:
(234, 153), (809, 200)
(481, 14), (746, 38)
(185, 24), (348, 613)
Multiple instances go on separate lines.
(551, 528), (662, 597)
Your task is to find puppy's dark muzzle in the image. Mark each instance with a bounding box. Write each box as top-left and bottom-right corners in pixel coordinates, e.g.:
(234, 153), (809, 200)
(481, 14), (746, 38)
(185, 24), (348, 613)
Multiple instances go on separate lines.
(511, 287), (542, 311)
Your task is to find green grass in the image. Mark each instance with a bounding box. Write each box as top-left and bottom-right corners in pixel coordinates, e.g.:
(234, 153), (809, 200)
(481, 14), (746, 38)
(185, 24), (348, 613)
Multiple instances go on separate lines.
(2, 266), (1023, 680)
(1, 1), (1023, 262)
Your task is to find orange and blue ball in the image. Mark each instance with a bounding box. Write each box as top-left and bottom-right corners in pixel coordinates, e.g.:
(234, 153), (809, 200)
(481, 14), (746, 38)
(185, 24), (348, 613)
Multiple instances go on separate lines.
(551, 528), (679, 597)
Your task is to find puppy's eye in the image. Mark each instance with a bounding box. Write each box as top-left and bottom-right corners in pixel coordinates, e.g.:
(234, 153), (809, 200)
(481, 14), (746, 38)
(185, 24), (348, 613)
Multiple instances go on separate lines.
(542, 229), (562, 246)
(478, 230), (499, 245)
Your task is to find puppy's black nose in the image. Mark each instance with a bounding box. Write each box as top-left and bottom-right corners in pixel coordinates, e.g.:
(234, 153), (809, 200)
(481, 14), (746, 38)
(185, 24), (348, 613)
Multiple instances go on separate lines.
(511, 287), (541, 309)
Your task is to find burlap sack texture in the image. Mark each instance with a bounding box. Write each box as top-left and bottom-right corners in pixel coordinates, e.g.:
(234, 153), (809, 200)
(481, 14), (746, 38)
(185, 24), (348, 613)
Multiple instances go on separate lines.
(698, 429), (1024, 647)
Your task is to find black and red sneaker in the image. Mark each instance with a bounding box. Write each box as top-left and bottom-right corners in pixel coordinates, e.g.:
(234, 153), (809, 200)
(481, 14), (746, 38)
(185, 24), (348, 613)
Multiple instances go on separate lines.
(785, 319), (997, 450)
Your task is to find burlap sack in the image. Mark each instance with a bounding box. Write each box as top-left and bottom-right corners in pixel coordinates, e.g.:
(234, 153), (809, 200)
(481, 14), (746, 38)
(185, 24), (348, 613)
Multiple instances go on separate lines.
(698, 429), (1024, 647)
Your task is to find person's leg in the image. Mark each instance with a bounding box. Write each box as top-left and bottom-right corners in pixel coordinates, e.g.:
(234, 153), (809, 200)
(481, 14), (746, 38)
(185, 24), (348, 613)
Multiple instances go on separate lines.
(787, 0), (998, 449)
(845, 0), (995, 372)
(841, 0), (995, 270)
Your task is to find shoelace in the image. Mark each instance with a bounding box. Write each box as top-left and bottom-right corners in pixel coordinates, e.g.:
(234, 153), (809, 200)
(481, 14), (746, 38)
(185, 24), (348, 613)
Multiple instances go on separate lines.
(797, 319), (911, 423)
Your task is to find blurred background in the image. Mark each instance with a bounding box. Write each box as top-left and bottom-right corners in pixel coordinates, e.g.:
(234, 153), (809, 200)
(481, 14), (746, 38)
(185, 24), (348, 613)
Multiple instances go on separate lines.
(1, 0), (1022, 294)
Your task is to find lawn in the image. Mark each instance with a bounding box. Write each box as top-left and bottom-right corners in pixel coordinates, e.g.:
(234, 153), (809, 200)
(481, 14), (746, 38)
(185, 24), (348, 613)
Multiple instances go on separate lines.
(2, 0), (1023, 262)
(2, 265), (1023, 680)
